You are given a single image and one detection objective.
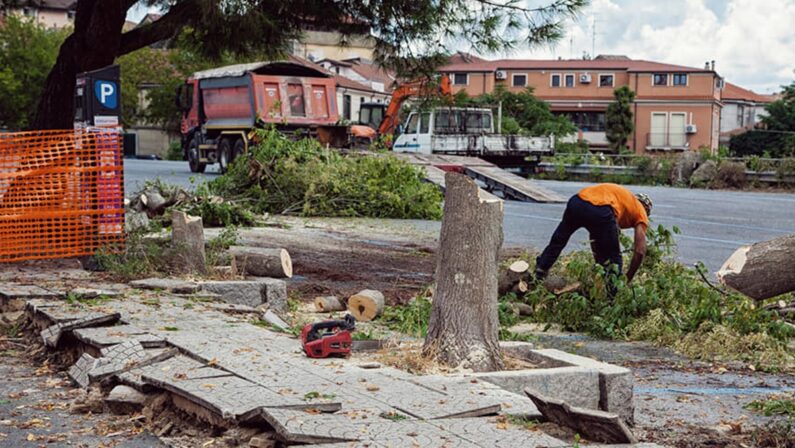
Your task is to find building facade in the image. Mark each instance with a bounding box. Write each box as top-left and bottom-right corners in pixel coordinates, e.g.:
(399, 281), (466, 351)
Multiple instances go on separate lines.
(719, 82), (774, 144)
(439, 55), (725, 153)
(0, 0), (75, 29)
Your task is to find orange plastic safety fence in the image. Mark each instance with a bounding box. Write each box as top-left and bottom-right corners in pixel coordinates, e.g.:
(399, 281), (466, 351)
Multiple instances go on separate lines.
(0, 129), (124, 262)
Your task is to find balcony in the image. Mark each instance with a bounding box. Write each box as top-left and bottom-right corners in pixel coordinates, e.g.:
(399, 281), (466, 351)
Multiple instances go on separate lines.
(646, 133), (689, 151)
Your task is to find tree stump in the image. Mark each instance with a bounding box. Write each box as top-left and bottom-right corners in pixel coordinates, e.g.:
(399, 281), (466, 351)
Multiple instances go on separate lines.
(314, 296), (345, 312)
(423, 172), (504, 372)
(229, 246), (293, 278)
(347, 290), (384, 321)
(171, 211), (207, 275)
(717, 234), (795, 301)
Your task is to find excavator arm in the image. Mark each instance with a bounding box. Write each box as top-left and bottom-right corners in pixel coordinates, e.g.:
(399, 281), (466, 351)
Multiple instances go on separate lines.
(378, 74), (452, 136)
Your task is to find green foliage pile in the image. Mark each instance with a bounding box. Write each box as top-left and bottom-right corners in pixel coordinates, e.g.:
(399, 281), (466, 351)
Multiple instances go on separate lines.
(518, 225), (793, 370)
(452, 85), (577, 137)
(0, 16), (69, 130)
(205, 128), (443, 220)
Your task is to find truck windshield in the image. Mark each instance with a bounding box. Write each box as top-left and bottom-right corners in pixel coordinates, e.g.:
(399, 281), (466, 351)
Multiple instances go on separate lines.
(465, 111), (491, 132)
(404, 113), (419, 134)
(360, 106), (384, 128)
(287, 84), (305, 116)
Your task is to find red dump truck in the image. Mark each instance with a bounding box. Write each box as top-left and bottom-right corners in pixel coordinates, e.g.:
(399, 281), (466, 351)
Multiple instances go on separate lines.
(176, 61), (346, 173)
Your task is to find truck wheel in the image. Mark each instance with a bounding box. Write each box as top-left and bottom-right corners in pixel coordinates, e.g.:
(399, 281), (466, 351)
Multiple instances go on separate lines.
(188, 137), (206, 173)
(218, 138), (232, 174)
(232, 138), (246, 161)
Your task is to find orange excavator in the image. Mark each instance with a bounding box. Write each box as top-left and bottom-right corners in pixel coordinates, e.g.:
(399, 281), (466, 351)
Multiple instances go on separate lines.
(350, 74), (452, 144)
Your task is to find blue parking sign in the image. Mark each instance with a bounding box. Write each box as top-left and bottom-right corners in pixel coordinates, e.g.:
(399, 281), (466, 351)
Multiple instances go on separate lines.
(94, 80), (118, 109)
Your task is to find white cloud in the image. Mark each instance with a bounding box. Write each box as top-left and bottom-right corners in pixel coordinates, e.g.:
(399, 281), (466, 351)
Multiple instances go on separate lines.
(489, 0), (795, 93)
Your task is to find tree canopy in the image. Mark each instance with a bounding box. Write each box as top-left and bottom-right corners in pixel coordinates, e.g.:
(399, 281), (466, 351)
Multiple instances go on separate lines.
(28, 0), (588, 129)
(605, 86), (635, 153)
(453, 85), (577, 137)
(0, 15), (68, 130)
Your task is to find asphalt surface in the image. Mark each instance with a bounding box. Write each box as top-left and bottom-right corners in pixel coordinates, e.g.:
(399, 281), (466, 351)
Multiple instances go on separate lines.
(124, 158), (795, 273)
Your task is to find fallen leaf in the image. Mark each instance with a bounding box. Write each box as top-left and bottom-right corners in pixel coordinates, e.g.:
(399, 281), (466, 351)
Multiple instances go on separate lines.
(207, 358), (219, 367)
(366, 385), (380, 392)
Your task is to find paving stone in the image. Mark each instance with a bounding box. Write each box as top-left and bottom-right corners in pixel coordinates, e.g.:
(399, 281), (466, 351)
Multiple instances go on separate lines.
(69, 287), (123, 298)
(135, 355), (234, 383)
(73, 325), (166, 348)
(68, 353), (100, 389)
(0, 284), (60, 299)
(471, 365), (600, 411)
(432, 417), (566, 447)
(106, 385), (148, 414)
(207, 303), (259, 314)
(261, 310), (289, 331)
(40, 312), (121, 347)
(531, 349), (635, 425)
(526, 390), (637, 444)
(144, 372), (334, 421)
(328, 371), (501, 420)
(261, 408), (478, 446)
(129, 278), (201, 294)
(88, 341), (175, 382)
(200, 279), (287, 310)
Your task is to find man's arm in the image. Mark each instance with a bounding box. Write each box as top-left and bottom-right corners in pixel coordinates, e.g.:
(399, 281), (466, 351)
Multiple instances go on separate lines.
(625, 224), (647, 283)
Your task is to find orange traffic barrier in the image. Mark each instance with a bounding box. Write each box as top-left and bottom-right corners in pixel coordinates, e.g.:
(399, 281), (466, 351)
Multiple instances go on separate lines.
(0, 129), (124, 262)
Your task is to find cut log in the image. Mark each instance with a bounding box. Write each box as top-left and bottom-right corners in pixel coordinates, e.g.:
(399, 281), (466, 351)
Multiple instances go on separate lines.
(423, 173), (504, 372)
(347, 290), (384, 321)
(512, 280), (529, 294)
(717, 234), (795, 301)
(314, 296), (345, 313)
(498, 260), (530, 294)
(229, 246), (293, 278)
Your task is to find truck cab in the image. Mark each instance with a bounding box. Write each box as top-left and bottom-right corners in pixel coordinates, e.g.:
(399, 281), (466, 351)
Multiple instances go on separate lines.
(393, 108), (494, 154)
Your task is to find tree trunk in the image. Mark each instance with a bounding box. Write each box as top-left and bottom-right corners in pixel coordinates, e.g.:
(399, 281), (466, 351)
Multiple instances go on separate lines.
(717, 234), (795, 301)
(424, 172), (504, 372)
(32, 0), (129, 130)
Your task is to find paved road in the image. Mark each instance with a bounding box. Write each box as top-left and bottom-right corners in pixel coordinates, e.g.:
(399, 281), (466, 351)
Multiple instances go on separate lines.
(124, 159), (795, 273)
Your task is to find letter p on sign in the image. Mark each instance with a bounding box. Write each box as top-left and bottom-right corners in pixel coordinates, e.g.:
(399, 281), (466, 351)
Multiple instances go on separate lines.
(94, 80), (118, 109)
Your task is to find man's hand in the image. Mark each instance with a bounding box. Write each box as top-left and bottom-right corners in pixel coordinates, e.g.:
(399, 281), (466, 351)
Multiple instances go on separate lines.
(625, 224), (647, 283)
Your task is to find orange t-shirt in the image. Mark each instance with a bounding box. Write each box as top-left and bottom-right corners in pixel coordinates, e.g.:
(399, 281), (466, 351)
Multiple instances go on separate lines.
(578, 183), (649, 229)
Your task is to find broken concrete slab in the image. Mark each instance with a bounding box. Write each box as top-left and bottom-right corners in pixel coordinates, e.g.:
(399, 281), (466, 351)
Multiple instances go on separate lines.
(432, 417), (566, 448)
(106, 385), (148, 414)
(0, 284), (60, 311)
(172, 210), (207, 275)
(73, 325), (166, 349)
(68, 353), (100, 389)
(69, 287), (123, 298)
(129, 278), (201, 294)
(40, 312), (121, 347)
(200, 279), (287, 311)
(470, 365), (600, 411)
(531, 349), (635, 425)
(88, 341), (175, 383)
(526, 390), (637, 444)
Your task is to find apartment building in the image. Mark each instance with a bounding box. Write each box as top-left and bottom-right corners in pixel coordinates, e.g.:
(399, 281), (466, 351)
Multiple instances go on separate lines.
(719, 82), (775, 144)
(439, 55), (725, 153)
(0, 0), (75, 29)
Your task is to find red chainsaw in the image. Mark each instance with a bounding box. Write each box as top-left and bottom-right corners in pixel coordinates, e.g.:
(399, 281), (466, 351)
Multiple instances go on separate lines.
(300, 314), (355, 358)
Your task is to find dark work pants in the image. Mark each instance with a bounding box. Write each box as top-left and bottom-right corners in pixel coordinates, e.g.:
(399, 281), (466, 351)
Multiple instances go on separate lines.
(536, 195), (622, 294)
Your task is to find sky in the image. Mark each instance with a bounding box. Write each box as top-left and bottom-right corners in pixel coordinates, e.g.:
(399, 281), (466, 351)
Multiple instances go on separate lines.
(127, 0), (795, 94)
(495, 0), (795, 93)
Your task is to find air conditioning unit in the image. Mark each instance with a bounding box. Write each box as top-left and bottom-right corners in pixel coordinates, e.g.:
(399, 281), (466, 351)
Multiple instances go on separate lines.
(579, 73), (592, 83)
(495, 70), (508, 80)
(685, 124), (697, 134)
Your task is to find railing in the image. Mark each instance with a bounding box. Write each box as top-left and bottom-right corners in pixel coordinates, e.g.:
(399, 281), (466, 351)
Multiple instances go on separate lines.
(646, 133), (688, 150)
